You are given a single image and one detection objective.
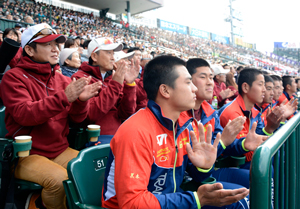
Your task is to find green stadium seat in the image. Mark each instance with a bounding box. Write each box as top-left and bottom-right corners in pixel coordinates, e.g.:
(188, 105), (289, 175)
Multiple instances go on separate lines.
(0, 101), (42, 194)
(63, 144), (110, 209)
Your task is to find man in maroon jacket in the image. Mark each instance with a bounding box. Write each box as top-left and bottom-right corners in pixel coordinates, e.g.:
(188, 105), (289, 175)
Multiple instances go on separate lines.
(0, 23), (101, 209)
(72, 38), (139, 136)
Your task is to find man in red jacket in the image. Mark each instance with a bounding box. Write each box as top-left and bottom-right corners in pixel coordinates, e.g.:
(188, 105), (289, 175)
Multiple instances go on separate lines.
(0, 23), (101, 209)
(72, 37), (139, 136)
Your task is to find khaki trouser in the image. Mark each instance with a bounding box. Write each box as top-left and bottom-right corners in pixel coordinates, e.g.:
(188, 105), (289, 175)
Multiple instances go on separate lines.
(15, 147), (79, 209)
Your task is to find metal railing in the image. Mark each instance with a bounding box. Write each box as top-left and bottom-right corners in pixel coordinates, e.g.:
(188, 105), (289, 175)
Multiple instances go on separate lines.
(250, 112), (300, 209)
(0, 18), (34, 31)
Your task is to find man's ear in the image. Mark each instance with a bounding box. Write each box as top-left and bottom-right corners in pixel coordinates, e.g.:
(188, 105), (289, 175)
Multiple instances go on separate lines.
(286, 84), (291, 90)
(91, 52), (98, 63)
(158, 84), (171, 99)
(65, 59), (70, 65)
(241, 82), (249, 94)
(24, 45), (35, 57)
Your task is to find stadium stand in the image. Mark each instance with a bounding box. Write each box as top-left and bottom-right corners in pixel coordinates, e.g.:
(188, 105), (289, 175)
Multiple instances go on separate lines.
(1, 0), (300, 208)
(0, 0), (298, 74)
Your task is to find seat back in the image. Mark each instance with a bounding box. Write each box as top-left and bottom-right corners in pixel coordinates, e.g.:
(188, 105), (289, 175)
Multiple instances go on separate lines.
(67, 144), (110, 206)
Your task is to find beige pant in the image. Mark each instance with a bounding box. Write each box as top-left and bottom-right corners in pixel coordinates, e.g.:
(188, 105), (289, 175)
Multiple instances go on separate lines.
(15, 147), (79, 209)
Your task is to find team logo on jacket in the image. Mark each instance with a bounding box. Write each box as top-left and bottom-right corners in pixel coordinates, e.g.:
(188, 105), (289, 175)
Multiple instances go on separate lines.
(156, 134), (168, 146)
(159, 155), (169, 162)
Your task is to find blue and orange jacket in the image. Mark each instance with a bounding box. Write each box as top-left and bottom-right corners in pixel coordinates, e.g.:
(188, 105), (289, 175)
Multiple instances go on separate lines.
(218, 95), (268, 162)
(260, 100), (278, 126)
(278, 91), (293, 106)
(102, 100), (212, 209)
(183, 100), (255, 158)
(182, 101), (226, 157)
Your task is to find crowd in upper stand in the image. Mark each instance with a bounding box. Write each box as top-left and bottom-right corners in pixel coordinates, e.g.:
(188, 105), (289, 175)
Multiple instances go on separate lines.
(0, 0), (299, 74)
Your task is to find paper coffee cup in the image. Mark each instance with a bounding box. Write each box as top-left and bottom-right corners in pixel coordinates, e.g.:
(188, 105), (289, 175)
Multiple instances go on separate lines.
(14, 135), (32, 157)
(87, 125), (100, 142)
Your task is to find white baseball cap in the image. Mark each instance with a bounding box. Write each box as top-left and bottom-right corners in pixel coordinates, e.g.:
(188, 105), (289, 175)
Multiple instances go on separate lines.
(87, 37), (123, 57)
(114, 51), (135, 62)
(211, 64), (230, 76)
(59, 48), (78, 66)
(21, 23), (66, 48)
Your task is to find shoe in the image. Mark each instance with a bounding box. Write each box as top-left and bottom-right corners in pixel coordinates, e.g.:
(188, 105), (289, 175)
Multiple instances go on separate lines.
(25, 192), (46, 209)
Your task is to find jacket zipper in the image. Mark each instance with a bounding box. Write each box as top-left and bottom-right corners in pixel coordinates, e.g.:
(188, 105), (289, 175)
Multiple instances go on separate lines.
(46, 68), (53, 96)
(248, 111), (251, 132)
(172, 121), (178, 193)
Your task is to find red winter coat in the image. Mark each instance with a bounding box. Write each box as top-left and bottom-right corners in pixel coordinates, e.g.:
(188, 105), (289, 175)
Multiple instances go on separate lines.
(72, 62), (137, 135)
(0, 56), (88, 158)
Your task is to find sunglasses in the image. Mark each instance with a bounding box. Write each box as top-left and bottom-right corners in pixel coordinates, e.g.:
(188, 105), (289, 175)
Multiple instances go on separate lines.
(28, 28), (55, 44)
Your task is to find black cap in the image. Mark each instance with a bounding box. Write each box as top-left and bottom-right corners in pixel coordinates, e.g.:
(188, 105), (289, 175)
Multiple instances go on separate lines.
(122, 43), (129, 49)
(15, 23), (22, 28)
(53, 26), (60, 29)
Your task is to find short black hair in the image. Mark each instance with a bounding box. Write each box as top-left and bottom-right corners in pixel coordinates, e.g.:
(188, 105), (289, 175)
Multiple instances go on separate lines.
(282, 76), (293, 91)
(238, 68), (263, 95)
(143, 55), (185, 101)
(270, 75), (282, 82)
(22, 42), (37, 57)
(64, 38), (75, 48)
(222, 64), (229, 68)
(128, 47), (141, 53)
(186, 58), (210, 76)
(83, 39), (91, 49)
(236, 66), (244, 72)
(295, 78), (300, 84)
(264, 75), (274, 84)
(261, 71), (270, 75)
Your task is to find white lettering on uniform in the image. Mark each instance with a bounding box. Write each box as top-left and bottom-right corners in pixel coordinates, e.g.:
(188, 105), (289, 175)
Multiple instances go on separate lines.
(156, 134), (167, 146)
(152, 173), (167, 194)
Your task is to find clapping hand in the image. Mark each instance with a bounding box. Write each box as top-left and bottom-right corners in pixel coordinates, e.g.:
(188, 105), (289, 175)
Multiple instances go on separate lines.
(186, 123), (220, 169)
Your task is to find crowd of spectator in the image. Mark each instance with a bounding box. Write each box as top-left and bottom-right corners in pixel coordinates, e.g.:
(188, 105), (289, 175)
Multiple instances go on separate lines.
(0, 0), (299, 74)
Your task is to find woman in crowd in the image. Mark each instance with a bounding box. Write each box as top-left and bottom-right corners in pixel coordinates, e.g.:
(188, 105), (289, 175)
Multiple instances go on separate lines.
(59, 48), (81, 77)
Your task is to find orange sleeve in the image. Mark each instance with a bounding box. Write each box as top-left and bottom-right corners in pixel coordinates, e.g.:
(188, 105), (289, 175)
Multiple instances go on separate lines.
(112, 124), (161, 209)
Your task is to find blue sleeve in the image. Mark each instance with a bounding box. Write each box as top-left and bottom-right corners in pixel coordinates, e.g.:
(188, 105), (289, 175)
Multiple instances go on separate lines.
(222, 138), (248, 157)
(255, 116), (269, 136)
(186, 159), (213, 183)
(213, 114), (226, 157)
(154, 191), (199, 209)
